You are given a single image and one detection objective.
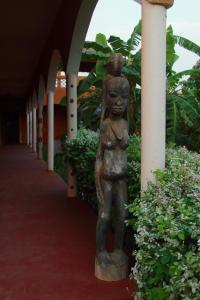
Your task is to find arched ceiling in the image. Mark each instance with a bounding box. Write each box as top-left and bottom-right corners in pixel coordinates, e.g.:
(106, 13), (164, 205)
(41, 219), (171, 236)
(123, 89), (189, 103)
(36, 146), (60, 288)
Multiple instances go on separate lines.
(0, 0), (83, 107)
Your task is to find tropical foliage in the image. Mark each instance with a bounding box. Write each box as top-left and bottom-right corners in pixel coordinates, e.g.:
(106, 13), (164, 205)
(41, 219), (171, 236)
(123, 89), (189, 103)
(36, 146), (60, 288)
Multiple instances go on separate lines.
(78, 21), (142, 133)
(166, 27), (200, 151)
(76, 22), (200, 150)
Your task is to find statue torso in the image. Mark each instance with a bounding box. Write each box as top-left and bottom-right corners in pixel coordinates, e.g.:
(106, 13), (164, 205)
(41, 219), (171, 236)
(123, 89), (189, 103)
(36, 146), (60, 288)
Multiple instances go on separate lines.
(100, 118), (128, 180)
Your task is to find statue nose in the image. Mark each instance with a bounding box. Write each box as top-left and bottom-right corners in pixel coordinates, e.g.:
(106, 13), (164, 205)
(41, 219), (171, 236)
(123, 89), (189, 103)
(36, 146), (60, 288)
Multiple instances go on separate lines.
(116, 98), (122, 105)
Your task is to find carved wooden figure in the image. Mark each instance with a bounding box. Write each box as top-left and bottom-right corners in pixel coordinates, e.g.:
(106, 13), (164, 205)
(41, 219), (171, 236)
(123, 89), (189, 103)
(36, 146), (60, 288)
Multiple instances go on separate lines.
(95, 53), (130, 281)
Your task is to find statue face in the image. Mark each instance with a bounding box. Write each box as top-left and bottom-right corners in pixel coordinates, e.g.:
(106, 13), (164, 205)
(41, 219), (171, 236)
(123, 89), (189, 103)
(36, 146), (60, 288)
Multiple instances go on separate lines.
(105, 77), (129, 116)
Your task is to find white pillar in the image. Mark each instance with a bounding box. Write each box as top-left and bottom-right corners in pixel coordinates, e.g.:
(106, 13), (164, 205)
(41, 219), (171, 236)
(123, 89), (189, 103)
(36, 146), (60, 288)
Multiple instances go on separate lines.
(66, 73), (77, 197)
(67, 73), (77, 138)
(47, 91), (54, 171)
(38, 100), (43, 160)
(32, 106), (37, 153)
(26, 108), (30, 146)
(141, 0), (167, 190)
(29, 109), (32, 148)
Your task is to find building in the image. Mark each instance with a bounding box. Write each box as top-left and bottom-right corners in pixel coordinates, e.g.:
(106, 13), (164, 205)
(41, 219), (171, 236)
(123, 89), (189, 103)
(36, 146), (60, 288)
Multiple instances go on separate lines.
(0, 0), (174, 192)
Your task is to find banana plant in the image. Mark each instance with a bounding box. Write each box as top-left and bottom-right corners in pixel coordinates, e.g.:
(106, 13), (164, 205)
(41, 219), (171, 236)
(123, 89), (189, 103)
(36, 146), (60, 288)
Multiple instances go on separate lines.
(166, 25), (200, 149)
(61, 22), (200, 150)
(78, 21), (142, 132)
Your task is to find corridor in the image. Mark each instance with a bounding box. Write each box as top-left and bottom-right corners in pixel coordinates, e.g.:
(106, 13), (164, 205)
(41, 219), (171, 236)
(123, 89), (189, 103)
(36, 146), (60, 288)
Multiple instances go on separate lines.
(0, 146), (133, 300)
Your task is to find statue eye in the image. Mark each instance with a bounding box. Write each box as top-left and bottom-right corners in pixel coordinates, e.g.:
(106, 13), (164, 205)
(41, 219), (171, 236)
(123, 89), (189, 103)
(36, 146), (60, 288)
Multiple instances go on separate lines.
(109, 92), (117, 98)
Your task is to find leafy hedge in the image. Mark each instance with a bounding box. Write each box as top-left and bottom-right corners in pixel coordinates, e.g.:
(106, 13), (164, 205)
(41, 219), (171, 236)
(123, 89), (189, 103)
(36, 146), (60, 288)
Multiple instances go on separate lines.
(61, 127), (141, 210)
(54, 153), (67, 182)
(128, 147), (200, 300)
(42, 143), (67, 181)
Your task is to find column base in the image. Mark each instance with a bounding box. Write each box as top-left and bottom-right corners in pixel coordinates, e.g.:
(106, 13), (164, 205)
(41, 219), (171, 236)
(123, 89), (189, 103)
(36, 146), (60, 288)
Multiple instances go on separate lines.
(66, 184), (77, 198)
(67, 164), (77, 198)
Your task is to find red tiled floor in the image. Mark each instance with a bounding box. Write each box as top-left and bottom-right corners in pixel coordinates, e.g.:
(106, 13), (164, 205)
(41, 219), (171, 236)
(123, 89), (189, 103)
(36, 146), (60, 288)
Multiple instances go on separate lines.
(0, 145), (135, 300)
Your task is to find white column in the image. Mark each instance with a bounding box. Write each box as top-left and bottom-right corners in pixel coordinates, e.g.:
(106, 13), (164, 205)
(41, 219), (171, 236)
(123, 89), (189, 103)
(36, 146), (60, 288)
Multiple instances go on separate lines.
(66, 73), (77, 197)
(29, 109), (32, 148)
(32, 106), (37, 153)
(141, 0), (167, 190)
(67, 73), (77, 138)
(26, 108), (30, 146)
(47, 90), (54, 171)
(38, 100), (43, 160)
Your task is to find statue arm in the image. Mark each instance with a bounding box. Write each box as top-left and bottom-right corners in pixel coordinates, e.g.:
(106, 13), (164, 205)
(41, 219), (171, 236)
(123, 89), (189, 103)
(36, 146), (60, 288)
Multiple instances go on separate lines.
(100, 121), (116, 150)
(95, 142), (104, 205)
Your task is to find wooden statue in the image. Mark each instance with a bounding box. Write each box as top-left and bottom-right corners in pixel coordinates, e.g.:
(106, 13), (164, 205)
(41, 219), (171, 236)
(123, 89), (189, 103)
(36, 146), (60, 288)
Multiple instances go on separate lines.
(95, 53), (129, 281)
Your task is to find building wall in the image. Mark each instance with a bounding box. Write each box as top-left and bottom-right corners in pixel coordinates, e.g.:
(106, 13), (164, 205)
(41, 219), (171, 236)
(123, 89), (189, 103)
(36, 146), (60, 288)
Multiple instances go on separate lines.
(43, 105), (66, 144)
(0, 110), (21, 145)
(19, 73), (83, 147)
(54, 106), (67, 140)
(0, 113), (2, 145)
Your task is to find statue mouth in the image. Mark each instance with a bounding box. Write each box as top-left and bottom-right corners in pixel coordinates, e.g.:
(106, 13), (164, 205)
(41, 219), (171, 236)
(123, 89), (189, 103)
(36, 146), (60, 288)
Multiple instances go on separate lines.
(112, 107), (123, 113)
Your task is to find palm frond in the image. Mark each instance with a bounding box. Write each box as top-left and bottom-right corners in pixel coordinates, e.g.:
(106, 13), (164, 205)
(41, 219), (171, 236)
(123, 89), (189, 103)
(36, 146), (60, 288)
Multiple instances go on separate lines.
(174, 35), (200, 56)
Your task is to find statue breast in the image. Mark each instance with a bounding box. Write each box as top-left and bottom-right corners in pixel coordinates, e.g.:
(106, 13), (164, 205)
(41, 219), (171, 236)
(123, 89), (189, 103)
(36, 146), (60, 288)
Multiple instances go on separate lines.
(100, 119), (128, 180)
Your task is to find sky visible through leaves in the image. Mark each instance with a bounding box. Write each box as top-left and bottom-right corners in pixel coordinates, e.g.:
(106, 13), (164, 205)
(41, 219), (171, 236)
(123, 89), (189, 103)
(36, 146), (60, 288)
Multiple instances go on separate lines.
(86, 0), (200, 72)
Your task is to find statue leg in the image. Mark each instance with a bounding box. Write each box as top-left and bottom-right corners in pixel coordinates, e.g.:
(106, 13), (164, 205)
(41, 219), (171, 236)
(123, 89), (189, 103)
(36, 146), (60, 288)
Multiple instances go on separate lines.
(96, 178), (112, 266)
(113, 179), (128, 261)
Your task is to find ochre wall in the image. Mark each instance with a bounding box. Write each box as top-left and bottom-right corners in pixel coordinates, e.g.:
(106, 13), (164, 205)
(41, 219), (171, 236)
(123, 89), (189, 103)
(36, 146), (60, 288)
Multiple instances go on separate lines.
(54, 106), (67, 140)
(20, 105), (66, 146)
(20, 73), (83, 146)
(0, 113), (2, 145)
(42, 105), (66, 144)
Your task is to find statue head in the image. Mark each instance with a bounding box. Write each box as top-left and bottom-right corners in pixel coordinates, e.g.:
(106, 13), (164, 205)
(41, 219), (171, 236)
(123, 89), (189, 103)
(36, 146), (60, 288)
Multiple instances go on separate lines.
(100, 52), (129, 121)
(104, 76), (129, 118)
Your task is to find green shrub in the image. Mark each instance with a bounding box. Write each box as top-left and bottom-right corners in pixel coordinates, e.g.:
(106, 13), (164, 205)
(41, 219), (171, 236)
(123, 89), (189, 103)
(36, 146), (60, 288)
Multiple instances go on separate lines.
(62, 127), (141, 210)
(62, 128), (99, 210)
(54, 153), (67, 181)
(42, 143), (67, 181)
(128, 147), (200, 300)
(42, 143), (47, 161)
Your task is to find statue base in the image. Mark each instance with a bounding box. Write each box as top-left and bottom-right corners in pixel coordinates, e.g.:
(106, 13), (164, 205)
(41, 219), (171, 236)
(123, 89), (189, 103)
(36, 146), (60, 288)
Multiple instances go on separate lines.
(95, 252), (128, 281)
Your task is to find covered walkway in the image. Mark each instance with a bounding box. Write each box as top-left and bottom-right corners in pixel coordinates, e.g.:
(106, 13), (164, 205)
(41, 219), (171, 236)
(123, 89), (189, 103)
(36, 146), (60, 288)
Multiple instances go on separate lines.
(0, 146), (134, 300)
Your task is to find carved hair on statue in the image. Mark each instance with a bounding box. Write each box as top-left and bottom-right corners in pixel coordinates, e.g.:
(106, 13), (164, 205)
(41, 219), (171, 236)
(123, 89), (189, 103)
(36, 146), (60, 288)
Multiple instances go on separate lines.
(105, 53), (124, 76)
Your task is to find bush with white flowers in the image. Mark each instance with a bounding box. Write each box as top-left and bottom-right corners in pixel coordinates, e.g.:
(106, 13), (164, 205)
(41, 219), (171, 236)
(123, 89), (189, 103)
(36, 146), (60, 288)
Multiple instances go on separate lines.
(128, 147), (200, 300)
